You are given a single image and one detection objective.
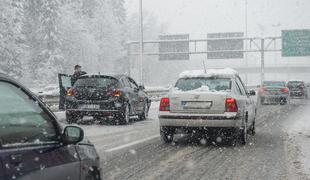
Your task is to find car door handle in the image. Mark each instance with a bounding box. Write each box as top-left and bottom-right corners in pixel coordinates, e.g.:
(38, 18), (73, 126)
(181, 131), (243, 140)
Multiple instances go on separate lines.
(10, 154), (23, 164)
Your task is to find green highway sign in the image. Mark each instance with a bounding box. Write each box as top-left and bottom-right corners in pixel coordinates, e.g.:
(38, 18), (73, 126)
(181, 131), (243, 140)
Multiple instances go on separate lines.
(282, 29), (310, 57)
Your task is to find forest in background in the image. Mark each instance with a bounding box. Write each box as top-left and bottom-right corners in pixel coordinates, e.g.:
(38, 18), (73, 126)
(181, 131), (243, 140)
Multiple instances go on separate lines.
(0, 0), (166, 87)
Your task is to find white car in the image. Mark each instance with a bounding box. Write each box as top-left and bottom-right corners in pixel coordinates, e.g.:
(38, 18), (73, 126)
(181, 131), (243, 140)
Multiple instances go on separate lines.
(158, 68), (257, 145)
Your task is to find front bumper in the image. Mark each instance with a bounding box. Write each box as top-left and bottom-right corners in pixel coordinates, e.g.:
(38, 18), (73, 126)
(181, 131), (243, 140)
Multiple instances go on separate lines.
(159, 112), (242, 128)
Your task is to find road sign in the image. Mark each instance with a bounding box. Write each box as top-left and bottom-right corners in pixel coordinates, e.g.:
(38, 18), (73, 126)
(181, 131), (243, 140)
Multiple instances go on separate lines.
(207, 32), (244, 59)
(158, 34), (189, 60)
(282, 29), (310, 57)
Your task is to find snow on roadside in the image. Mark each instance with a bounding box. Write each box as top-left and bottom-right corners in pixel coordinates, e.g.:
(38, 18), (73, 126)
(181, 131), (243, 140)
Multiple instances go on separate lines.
(283, 101), (310, 177)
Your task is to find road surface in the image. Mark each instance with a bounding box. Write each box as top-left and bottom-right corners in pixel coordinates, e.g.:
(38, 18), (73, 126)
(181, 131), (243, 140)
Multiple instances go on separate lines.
(56, 100), (309, 180)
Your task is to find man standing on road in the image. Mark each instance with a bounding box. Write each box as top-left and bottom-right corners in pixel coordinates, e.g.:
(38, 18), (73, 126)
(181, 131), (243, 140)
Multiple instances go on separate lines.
(71, 64), (87, 86)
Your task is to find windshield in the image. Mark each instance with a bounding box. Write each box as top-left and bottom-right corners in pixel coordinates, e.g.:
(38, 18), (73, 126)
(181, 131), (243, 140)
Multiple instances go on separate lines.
(263, 81), (286, 87)
(74, 77), (119, 88)
(287, 81), (304, 87)
(175, 77), (231, 91)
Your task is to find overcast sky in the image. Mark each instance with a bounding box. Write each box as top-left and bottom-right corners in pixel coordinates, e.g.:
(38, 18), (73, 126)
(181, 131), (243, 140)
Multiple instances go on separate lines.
(126, 0), (310, 38)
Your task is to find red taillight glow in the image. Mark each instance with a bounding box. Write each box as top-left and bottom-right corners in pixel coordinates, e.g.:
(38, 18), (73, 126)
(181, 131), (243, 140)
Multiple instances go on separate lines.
(281, 88), (289, 93)
(225, 98), (238, 112)
(67, 88), (76, 96)
(113, 89), (121, 97)
(159, 98), (170, 111)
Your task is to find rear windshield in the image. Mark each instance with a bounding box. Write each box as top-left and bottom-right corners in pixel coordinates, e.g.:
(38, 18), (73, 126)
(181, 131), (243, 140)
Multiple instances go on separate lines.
(175, 77), (231, 92)
(287, 81), (304, 87)
(263, 81), (286, 87)
(74, 77), (119, 88)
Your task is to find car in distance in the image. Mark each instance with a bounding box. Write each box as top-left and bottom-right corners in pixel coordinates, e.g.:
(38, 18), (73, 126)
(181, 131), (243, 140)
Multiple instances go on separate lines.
(0, 73), (101, 180)
(158, 68), (257, 145)
(62, 74), (151, 125)
(287, 80), (308, 99)
(258, 81), (290, 105)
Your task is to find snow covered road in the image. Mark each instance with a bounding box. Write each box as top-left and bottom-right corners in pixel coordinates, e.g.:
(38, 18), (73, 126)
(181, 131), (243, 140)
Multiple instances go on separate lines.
(55, 100), (310, 179)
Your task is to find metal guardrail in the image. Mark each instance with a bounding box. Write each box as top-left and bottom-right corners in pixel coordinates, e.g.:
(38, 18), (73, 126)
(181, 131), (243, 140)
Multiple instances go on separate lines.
(39, 86), (259, 111)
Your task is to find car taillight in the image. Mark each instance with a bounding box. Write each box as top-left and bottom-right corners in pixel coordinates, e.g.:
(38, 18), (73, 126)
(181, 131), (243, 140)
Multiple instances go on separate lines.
(281, 88), (289, 93)
(159, 98), (170, 111)
(225, 98), (238, 112)
(113, 89), (121, 97)
(259, 87), (267, 93)
(67, 88), (76, 96)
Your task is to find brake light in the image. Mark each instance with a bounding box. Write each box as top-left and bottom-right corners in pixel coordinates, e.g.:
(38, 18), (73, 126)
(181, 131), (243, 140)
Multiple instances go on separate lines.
(225, 98), (238, 112)
(113, 89), (121, 97)
(159, 98), (170, 111)
(281, 88), (289, 93)
(259, 87), (267, 93)
(67, 88), (76, 96)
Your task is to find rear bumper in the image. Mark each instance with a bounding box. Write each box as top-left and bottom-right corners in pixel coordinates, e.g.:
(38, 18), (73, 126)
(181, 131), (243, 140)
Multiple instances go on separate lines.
(66, 109), (121, 117)
(159, 112), (242, 128)
(290, 91), (306, 98)
(260, 94), (288, 99)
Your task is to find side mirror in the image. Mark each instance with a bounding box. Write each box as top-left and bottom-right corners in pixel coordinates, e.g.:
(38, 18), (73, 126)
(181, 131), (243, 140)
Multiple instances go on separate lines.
(249, 90), (256, 96)
(139, 85), (145, 90)
(63, 126), (84, 145)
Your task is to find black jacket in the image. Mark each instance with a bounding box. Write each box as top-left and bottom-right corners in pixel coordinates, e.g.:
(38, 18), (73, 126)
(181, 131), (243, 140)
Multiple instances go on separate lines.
(71, 71), (87, 86)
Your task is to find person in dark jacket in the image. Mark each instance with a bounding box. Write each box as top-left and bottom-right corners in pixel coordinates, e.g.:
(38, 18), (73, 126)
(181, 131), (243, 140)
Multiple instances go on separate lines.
(71, 64), (87, 86)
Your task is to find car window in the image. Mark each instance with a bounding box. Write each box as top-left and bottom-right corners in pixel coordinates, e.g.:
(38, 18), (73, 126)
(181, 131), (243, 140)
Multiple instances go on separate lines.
(263, 81), (286, 87)
(121, 77), (131, 88)
(0, 81), (57, 147)
(235, 77), (247, 96)
(175, 77), (231, 92)
(74, 77), (119, 88)
(287, 81), (304, 88)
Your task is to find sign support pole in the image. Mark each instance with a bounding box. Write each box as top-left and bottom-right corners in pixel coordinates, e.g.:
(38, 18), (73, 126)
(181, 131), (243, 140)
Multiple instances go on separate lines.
(260, 38), (265, 87)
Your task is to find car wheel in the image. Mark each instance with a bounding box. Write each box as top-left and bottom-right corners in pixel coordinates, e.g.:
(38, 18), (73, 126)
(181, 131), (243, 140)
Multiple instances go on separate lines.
(118, 104), (130, 125)
(85, 167), (100, 180)
(66, 113), (79, 124)
(138, 102), (149, 121)
(260, 98), (265, 105)
(239, 120), (248, 145)
(249, 120), (256, 136)
(160, 127), (174, 143)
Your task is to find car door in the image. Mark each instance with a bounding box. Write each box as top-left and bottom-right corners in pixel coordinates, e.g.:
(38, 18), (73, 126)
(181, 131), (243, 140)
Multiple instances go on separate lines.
(58, 74), (72, 110)
(0, 80), (80, 180)
(236, 77), (255, 124)
(128, 78), (144, 113)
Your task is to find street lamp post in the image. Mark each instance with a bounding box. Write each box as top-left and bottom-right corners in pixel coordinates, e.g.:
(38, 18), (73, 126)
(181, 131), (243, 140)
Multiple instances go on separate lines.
(244, 0), (248, 85)
(139, 0), (144, 86)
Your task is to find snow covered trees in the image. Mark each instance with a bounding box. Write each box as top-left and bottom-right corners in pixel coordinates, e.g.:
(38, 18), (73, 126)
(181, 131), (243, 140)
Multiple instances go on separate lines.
(0, 0), (165, 87)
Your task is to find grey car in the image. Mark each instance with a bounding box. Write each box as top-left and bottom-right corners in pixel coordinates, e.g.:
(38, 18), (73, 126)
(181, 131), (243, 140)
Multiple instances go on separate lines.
(0, 73), (101, 180)
(258, 81), (290, 105)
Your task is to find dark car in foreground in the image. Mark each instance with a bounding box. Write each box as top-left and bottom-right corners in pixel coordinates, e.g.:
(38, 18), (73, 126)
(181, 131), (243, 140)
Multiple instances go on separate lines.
(62, 74), (151, 125)
(287, 80), (308, 99)
(0, 73), (101, 180)
(258, 81), (290, 105)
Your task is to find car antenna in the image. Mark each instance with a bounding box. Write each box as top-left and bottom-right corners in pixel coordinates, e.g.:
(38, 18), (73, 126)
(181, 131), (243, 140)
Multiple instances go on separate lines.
(203, 59), (207, 73)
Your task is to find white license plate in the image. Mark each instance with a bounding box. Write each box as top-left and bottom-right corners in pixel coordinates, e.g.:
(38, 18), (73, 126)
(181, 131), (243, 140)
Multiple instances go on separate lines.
(79, 104), (100, 110)
(182, 101), (212, 109)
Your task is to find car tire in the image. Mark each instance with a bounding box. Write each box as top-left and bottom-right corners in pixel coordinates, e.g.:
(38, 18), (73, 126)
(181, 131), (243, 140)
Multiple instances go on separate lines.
(85, 167), (101, 180)
(160, 127), (174, 143)
(66, 113), (79, 124)
(138, 102), (149, 121)
(239, 120), (248, 145)
(249, 120), (256, 136)
(118, 104), (130, 125)
(260, 98), (265, 105)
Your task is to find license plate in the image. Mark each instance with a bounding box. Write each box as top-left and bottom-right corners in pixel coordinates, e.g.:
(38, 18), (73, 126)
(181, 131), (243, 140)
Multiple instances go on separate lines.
(182, 101), (212, 109)
(79, 104), (100, 110)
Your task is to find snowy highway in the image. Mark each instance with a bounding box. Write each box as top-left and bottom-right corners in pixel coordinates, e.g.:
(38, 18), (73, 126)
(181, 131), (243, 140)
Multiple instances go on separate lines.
(55, 99), (310, 180)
